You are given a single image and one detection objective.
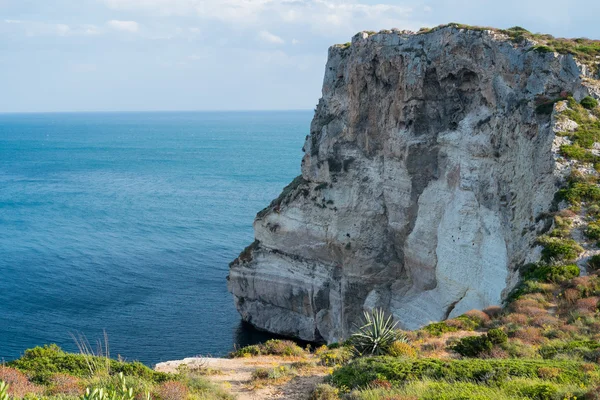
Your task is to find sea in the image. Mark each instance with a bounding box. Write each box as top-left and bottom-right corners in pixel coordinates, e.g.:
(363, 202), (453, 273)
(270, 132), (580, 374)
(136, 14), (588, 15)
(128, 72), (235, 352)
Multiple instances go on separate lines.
(0, 111), (311, 366)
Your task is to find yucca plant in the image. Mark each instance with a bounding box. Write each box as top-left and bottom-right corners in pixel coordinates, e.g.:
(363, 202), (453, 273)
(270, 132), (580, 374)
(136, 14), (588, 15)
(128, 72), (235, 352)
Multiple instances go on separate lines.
(0, 381), (9, 400)
(349, 308), (405, 356)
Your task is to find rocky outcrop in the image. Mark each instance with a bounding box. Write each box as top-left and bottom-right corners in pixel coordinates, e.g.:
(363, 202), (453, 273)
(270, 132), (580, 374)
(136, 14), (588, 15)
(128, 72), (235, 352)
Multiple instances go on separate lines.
(228, 25), (600, 342)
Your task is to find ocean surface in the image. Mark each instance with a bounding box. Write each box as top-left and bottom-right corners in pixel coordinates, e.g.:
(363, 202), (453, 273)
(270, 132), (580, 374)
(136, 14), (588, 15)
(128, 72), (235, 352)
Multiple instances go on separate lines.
(0, 111), (311, 365)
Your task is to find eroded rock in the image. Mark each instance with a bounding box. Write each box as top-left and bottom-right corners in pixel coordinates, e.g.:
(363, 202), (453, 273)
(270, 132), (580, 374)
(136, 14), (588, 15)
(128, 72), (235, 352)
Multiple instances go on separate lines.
(228, 26), (598, 342)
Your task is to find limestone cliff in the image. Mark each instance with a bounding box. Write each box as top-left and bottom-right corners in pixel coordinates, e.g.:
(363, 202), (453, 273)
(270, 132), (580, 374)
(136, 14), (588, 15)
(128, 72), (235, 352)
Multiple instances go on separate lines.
(228, 25), (600, 343)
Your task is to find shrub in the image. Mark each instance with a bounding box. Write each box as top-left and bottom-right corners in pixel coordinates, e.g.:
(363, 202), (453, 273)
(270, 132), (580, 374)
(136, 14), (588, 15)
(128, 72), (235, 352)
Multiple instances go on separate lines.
(387, 342), (417, 359)
(329, 357), (592, 389)
(7, 345), (168, 384)
(349, 309), (403, 356)
(262, 339), (305, 357)
(513, 327), (545, 344)
(451, 335), (493, 357)
(524, 262), (581, 283)
(560, 145), (597, 162)
(558, 181), (600, 205)
(588, 255), (600, 272)
(451, 329), (507, 357)
(0, 367), (43, 398)
(48, 373), (84, 396)
(576, 297), (600, 312)
(483, 306), (503, 319)
(537, 237), (583, 263)
(230, 339), (305, 358)
(310, 384), (340, 400)
(537, 367), (561, 380)
(155, 381), (189, 400)
(315, 345), (353, 366)
(539, 340), (600, 361)
(230, 344), (261, 358)
(581, 96), (599, 110)
(520, 382), (558, 400)
(422, 322), (458, 336)
(586, 222), (600, 240)
(251, 368), (270, 380)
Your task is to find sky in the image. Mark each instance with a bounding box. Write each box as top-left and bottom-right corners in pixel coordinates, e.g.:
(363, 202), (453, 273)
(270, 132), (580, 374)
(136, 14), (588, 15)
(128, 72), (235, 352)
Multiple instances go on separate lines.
(1, 0), (599, 113)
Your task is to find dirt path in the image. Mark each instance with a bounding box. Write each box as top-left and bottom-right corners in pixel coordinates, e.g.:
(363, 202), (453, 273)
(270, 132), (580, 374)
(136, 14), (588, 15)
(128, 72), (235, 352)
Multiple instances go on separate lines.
(155, 356), (327, 400)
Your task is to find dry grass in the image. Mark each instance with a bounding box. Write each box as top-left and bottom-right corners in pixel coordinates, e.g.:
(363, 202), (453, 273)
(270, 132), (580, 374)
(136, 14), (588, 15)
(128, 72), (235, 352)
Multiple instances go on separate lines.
(483, 306), (503, 319)
(0, 367), (43, 398)
(48, 373), (84, 396)
(576, 297), (600, 313)
(512, 327), (546, 344)
(155, 381), (189, 400)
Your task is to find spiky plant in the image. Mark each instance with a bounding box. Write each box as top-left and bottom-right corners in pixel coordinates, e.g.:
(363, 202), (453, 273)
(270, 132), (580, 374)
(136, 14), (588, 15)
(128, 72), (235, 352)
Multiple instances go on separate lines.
(349, 308), (405, 356)
(0, 381), (9, 400)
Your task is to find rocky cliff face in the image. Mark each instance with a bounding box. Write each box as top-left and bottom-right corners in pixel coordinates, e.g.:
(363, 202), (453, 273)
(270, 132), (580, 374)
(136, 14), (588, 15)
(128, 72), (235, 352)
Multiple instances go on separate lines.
(228, 25), (600, 343)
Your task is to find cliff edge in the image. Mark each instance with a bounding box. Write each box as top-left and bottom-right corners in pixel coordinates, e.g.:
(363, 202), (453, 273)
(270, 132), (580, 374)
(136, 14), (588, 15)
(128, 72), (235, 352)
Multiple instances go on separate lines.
(228, 24), (600, 343)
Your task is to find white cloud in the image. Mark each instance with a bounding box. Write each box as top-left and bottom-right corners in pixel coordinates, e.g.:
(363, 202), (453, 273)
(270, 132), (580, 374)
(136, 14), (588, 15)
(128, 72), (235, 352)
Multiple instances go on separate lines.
(258, 30), (284, 44)
(107, 20), (139, 32)
(55, 24), (71, 36)
(292, 38), (300, 45)
(100, 0), (416, 35)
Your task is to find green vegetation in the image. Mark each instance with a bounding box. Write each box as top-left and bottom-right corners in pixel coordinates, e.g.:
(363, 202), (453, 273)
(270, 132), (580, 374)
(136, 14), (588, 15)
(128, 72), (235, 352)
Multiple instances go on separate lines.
(0, 382), (9, 400)
(329, 357), (596, 389)
(588, 254), (600, 272)
(7, 345), (168, 385)
(582, 96), (599, 110)
(522, 262), (581, 283)
(421, 321), (458, 336)
(230, 339), (306, 358)
(537, 237), (583, 263)
(349, 309), (405, 356)
(1, 344), (232, 400)
(450, 329), (508, 357)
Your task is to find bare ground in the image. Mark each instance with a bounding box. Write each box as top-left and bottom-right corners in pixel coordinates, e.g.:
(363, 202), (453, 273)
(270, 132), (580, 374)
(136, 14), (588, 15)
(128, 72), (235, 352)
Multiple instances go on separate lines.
(155, 356), (327, 400)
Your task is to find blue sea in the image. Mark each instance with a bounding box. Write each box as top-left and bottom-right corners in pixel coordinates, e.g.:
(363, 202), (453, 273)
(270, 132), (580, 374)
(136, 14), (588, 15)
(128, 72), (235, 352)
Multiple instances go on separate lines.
(0, 111), (311, 366)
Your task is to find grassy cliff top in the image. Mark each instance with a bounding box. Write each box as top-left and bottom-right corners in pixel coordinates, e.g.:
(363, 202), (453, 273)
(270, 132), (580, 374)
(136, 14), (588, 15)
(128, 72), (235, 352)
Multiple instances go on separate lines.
(337, 23), (600, 73)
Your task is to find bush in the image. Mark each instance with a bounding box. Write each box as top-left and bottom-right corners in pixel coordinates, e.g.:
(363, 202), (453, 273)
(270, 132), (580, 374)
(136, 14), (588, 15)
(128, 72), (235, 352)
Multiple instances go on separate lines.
(539, 340), (600, 361)
(588, 255), (600, 272)
(422, 322), (458, 336)
(586, 222), (600, 240)
(315, 345), (353, 366)
(520, 382), (558, 400)
(581, 96), (599, 110)
(538, 237), (583, 263)
(155, 381), (189, 400)
(0, 367), (42, 398)
(262, 339), (305, 357)
(387, 341), (418, 358)
(524, 262), (581, 283)
(230, 340), (305, 358)
(558, 181), (600, 205)
(329, 357), (592, 390)
(7, 345), (168, 385)
(310, 384), (340, 400)
(451, 329), (507, 357)
(48, 373), (84, 396)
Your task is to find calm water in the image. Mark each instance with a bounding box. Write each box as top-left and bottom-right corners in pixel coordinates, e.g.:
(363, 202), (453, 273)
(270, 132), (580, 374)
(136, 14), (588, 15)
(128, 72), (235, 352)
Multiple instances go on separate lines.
(0, 111), (310, 365)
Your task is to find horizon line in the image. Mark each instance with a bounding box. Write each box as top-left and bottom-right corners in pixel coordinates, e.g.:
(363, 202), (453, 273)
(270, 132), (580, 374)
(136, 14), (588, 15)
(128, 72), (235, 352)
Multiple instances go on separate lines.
(0, 108), (314, 115)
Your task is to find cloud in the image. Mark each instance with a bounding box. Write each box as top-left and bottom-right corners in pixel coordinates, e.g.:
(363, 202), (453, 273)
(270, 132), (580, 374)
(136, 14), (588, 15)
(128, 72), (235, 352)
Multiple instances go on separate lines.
(258, 30), (284, 44)
(107, 20), (139, 32)
(100, 0), (416, 35)
(55, 24), (70, 36)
